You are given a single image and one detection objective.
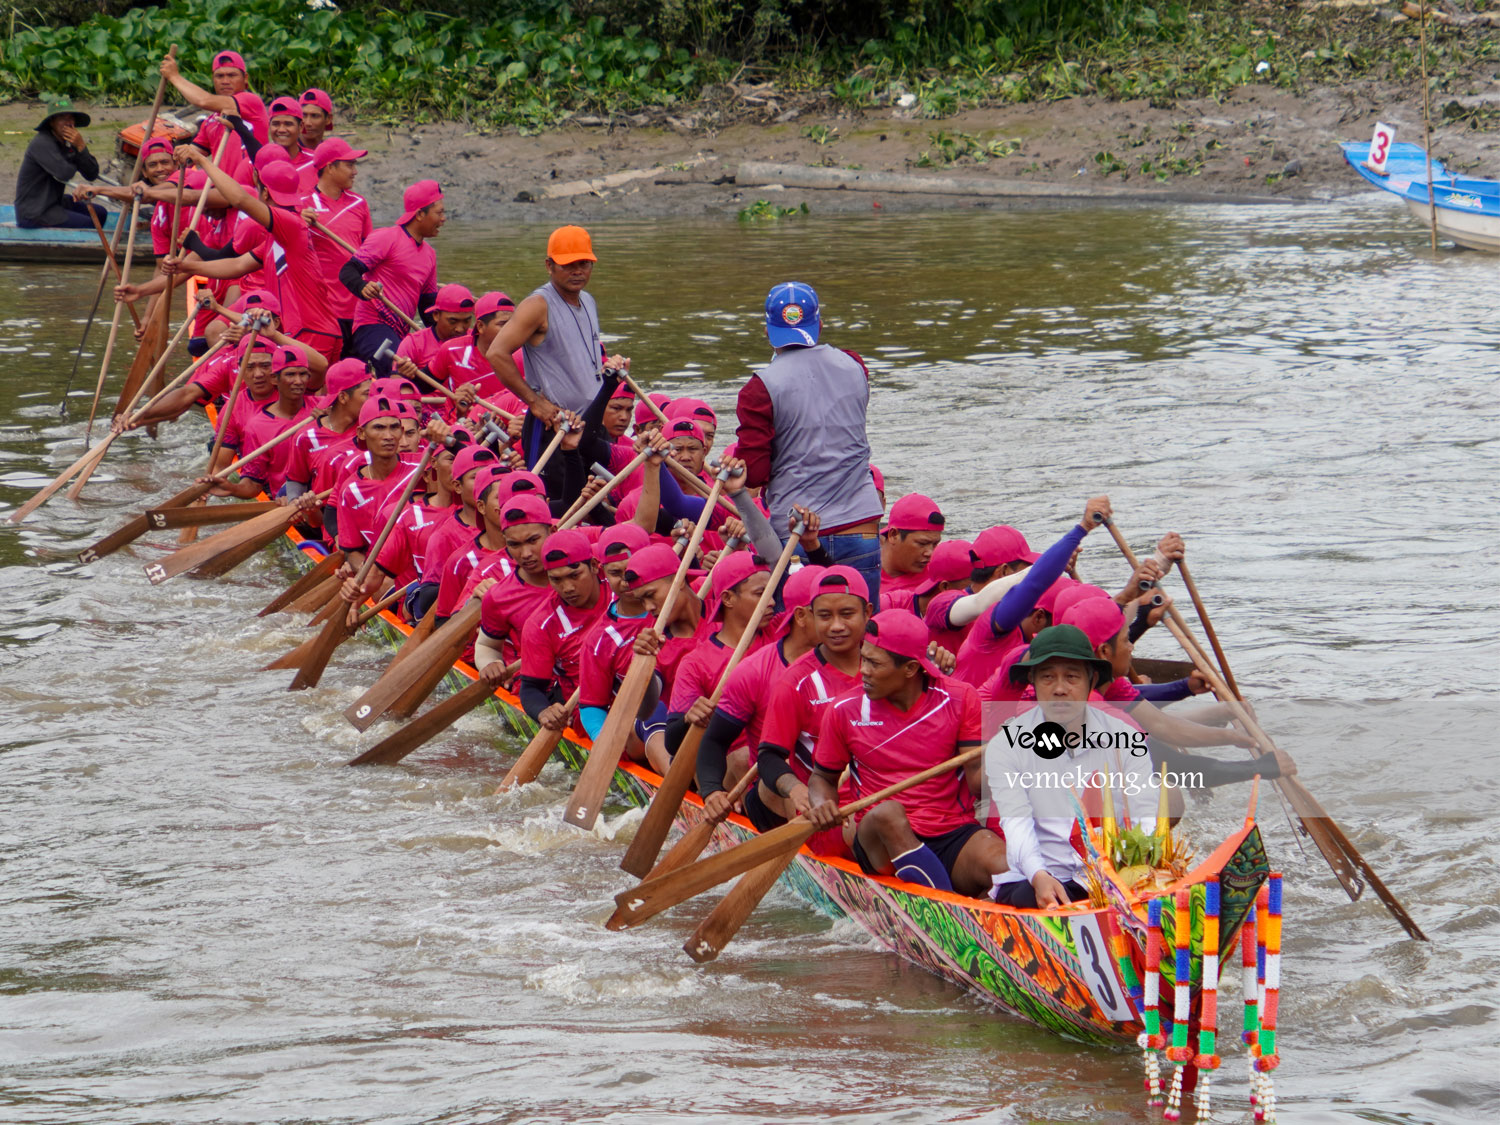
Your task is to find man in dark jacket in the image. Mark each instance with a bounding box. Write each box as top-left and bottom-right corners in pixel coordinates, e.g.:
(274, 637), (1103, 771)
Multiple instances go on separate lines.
(14, 103), (102, 229)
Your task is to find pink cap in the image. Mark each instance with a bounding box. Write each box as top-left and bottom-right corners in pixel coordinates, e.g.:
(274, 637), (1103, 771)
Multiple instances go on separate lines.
(598, 522), (649, 563)
(268, 96), (303, 121)
(368, 376), (420, 402)
(230, 289), (281, 318)
(424, 283), (476, 315)
(258, 161), (303, 207)
(865, 609), (941, 677)
(914, 538), (973, 597)
(812, 564), (869, 605)
(610, 383), (636, 400)
(140, 137), (174, 161)
(300, 87), (334, 115)
(475, 291), (514, 319)
(450, 445), (499, 482)
(212, 50), (247, 73)
(253, 144), (291, 172)
(272, 342), (310, 373)
(883, 492), (945, 535)
(238, 334), (275, 358)
(357, 393), (403, 428)
(313, 136), (367, 170)
(501, 469), (546, 495)
(1051, 583), (1111, 623)
(634, 393), (671, 426)
(665, 418), (706, 447)
(541, 529), (595, 571)
(970, 525), (1039, 568)
(472, 465), (509, 505)
(489, 470), (547, 508)
(1061, 597), (1126, 649)
(704, 551), (768, 620)
(623, 543), (683, 590)
(398, 179), (443, 226)
(322, 358), (371, 399)
(1035, 576), (1076, 617)
(497, 493), (554, 530)
(869, 463), (885, 493)
(665, 398), (717, 428)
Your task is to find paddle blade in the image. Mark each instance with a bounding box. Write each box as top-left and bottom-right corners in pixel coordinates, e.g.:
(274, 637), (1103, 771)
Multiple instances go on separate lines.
(347, 677), (493, 766)
(684, 846), (801, 963)
(620, 725), (705, 877)
(259, 549), (343, 616)
(146, 500), (278, 529)
(563, 652), (657, 831)
(498, 712), (573, 790)
(645, 817), (718, 882)
(77, 482), (209, 562)
(605, 819), (814, 932)
(143, 504), (291, 585)
(343, 602), (480, 731)
(287, 609), (356, 691)
(110, 304), (167, 419)
(9, 437), (113, 524)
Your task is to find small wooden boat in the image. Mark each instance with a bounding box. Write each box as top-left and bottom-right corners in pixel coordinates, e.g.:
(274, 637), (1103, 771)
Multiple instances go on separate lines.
(0, 203), (151, 264)
(1340, 140), (1500, 252)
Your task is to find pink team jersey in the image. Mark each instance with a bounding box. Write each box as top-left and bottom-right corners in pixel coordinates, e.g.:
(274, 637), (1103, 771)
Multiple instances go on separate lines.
(578, 606), (652, 710)
(283, 421), (354, 489)
(396, 327), (445, 371)
(814, 677), (982, 837)
(351, 225), (437, 332)
(715, 639), (794, 754)
(307, 187), (371, 321)
(218, 390), (277, 453)
(758, 648), (860, 783)
(374, 498), (449, 587)
(335, 463), (419, 553)
(196, 91), (269, 181)
(954, 617), (1025, 689)
(432, 535), (512, 619)
(418, 508), (479, 585)
(520, 591), (612, 697)
(236, 402), (314, 493)
(667, 629), (770, 715)
(478, 570), (555, 664)
(880, 587), (916, 613)
(189, 346), (241, 401)
(231, 211), (274, 296)
(265, 205), (340, 342)
(880, 568), (928, 597)
(430, 336), (525, 409)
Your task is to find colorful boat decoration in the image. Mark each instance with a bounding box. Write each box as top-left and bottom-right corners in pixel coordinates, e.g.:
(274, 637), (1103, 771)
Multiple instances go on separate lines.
(1340, 139), (1500, 252)
(253, 522), (1283, 1117)
(0, 203), (151, 264)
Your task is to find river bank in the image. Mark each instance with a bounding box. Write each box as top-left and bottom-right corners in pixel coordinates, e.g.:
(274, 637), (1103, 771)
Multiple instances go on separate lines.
(2, 72), (1496, 225)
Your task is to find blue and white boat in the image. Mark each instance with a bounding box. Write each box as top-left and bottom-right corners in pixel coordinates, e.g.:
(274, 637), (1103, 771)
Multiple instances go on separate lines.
(1341, 140), (1500, 252)
(0, 203), (151, 264)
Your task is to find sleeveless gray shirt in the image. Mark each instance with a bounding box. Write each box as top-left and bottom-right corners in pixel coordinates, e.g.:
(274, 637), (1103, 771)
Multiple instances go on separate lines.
(521, 282), (604, 413)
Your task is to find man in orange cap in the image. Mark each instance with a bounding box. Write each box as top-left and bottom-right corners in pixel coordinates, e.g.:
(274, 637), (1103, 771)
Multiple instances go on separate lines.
(485, 225), (630, 502)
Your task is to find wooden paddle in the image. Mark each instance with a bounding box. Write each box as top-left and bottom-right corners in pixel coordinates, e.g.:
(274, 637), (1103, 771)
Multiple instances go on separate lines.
(343, 601), (482, 730)
(1175, 558), (1241, 700)
(497, 689), (582, 790)
(286, 445), (435, 691)
(86, 204), (142, 329)
(620, 521), (802, 877)
(145, 500), (279, 529)
(258, 549), (345, 616)
(207, 322), (265, 469)
(14, 330), (231, 527)
(1102, 516), (1427, 940)
(644, 767), (759, 881)
(308, 217), (423, 332)
(386, 604), (438, 673)
(347, 659), (520, 766)
(607, 746), (984, 931)
(397, 361), (517, 424)
(684, 842), (802, 963)
(617, 371), (738, 520)
(530, 420), (569, 475)
(143, 478), (325, 585)
(80, 194), (143, 445)
(59, 44), (174, 419)
(564, 470), (730, 832)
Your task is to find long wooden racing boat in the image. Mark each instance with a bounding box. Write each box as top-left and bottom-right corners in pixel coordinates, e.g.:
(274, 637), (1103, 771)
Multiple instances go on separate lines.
(260, 525), (1277, 1071)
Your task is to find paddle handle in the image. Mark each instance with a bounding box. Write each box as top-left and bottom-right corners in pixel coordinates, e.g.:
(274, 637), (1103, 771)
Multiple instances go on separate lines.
(557, 447), (650, 530)
(401, 359), (516, 422)
(1176, 559), (1241, 700)
(312, 218), (423, 333)
(354, 444), (434, 587)
(207, 323), (264, 466)
(219, 413), (316, 478)
(497, 689), (581, 790)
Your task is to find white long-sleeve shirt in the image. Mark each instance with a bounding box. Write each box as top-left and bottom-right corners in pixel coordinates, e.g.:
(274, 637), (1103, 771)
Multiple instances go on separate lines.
(984, 703), (1155, 886)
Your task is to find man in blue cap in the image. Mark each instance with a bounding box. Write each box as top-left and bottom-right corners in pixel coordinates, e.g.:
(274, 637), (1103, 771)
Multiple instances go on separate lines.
(736, 281), (885, 601)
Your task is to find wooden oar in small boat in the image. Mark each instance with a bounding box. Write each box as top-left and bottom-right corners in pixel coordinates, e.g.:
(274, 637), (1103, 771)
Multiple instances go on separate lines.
(620, 520), (801, 877)
(145, 500), (280, 529)
(347, 660), (520, 766)
(79, 193), (143, 446)
(497, 689), (581, 789)
(258, 549), (345, 616)
(286, 444), (435, 691)
(143, 480), (326, 585)
(644, 766), (758, 881)
(1101, 515), (1427, 941)
(607, 746), (984, 932)
(564, 468), (729, 832)
(343, 600), (482, 730)
(86, 205), (142, 331)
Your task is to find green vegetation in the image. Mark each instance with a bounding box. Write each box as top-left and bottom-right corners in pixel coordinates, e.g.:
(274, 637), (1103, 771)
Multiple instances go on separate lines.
(1, 0), (1496, 132)
(737, 199), (808, 221)
(915, 130), (1021, 168)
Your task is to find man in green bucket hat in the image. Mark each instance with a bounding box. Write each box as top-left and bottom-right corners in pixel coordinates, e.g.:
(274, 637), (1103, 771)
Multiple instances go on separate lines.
(13, 99), (103, 229)
(982, 624), (1158, 909)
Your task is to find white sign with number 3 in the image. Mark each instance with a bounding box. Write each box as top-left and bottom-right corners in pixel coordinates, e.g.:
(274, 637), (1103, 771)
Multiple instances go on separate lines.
(1366, 122), (1396, 175)
(1066, 914), (1136, 1023)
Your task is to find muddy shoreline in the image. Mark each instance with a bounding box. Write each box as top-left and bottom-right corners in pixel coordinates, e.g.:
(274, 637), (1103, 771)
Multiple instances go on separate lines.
(3, 80), (1495, 225)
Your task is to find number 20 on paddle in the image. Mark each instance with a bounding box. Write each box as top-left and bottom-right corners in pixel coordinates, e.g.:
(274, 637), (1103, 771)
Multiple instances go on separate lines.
(1366, 122), (1395, 176)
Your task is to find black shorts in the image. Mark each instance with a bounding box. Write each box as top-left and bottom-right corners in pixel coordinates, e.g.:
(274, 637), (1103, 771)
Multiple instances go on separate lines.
(851, 820), (987, 879)
(742, 783), (787, 834)
(989, 877), (1090, 909)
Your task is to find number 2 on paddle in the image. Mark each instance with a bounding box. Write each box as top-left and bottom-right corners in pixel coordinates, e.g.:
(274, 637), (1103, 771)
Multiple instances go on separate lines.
(1367, 122), (1395, 175)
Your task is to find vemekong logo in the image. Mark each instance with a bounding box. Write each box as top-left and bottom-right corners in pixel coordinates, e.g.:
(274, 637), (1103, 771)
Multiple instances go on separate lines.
(1001, 722), (1150, 759)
